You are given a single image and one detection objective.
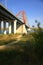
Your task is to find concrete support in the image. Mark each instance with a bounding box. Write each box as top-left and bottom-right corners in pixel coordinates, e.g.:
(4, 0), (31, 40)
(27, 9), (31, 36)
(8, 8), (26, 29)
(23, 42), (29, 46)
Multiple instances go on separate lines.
(22, 24), (27, 34)
(1, 21), (3, 34)
(11, 22), (14, 33)
(16, 23), (27, 34)
(13, 20), (17, 34)
(9, 22), (11, 34)
(4, 21), (6, 34)
(0, 21), (1, 34)
(16, 24), (23, 34)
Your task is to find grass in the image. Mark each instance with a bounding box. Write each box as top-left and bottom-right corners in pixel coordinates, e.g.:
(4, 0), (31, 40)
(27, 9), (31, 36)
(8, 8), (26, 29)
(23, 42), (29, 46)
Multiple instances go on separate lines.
(0, 34), (21, 45)
(0, 30), (43, 65)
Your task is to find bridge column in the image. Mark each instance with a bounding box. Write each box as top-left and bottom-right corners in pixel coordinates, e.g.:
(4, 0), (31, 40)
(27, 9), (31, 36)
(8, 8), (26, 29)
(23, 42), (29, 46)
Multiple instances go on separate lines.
(22, 24), (27, 34)
(9, 22), (11, 34)
(13, 20), (17, 34)
(0, 21), (1, 34)
(4, 21), (6, 34)
(1, 21), (4, 34)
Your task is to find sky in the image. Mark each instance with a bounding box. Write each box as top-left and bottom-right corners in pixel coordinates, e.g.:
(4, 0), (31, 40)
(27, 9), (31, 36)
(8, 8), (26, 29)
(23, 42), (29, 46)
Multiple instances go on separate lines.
(0, 0), (43, 27)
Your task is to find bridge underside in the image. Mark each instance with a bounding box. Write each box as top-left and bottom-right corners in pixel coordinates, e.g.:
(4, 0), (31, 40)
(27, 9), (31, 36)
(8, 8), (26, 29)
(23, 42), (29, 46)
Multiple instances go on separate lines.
(0, 4), (29, 34)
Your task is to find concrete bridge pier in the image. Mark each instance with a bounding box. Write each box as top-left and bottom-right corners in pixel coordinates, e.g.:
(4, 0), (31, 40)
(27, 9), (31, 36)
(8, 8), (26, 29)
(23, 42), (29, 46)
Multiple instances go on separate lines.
(0, 21), (1, 34)
(4, 21), (6, 34)
(1, 21), (3, 34)
(22, 24), (27, 34)
(9, 22), (12, 34)
(13, 20), (17, 34)
(16, 23), (27, 34)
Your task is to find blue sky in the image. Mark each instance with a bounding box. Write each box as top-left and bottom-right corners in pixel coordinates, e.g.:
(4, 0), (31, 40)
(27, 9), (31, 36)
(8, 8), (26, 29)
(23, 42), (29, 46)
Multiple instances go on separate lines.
(0, 0), (43, 27)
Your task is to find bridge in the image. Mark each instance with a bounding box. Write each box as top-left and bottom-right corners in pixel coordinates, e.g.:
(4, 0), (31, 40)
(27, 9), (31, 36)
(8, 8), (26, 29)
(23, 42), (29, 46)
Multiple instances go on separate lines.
(0, 4), (29, 34)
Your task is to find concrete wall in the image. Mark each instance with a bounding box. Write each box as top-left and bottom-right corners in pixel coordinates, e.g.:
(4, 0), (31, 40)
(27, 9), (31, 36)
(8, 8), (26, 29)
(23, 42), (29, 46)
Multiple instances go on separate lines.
(22, 24), (27, 34)
(16, 24), (23, 34)
(16, 24), (27, 34)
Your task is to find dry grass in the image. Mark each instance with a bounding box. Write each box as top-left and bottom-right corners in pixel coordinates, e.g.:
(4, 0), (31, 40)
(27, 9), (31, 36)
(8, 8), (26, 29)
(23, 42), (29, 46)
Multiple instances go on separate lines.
(0, 34), (22, 45)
